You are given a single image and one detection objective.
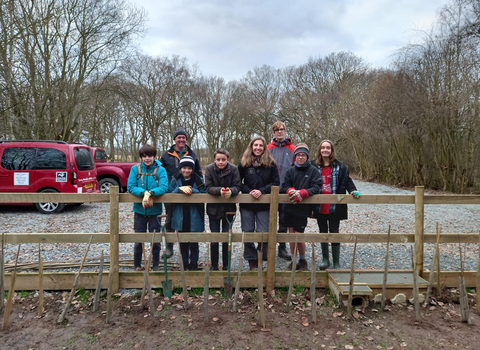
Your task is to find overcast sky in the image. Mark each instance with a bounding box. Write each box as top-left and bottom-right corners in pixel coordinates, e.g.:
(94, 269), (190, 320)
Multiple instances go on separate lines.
(129, 0), (451, 81)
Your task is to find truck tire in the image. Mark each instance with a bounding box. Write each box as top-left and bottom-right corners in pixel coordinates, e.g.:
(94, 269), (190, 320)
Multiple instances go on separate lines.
(99, 178), (119, 193)
(35, 189), (66, 214)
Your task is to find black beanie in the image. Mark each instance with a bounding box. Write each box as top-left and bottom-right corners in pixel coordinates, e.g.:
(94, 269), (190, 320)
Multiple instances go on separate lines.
(174, 127), (188, 140)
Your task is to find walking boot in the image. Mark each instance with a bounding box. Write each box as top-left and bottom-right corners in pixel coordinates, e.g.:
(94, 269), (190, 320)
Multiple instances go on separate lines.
(319, 243), (330, 270)
(189, 262), (198, 271)
(297, 259), (308, 271)
(332, 243), (341, 269)
(249, 260), (258, 271)
(278, 244), (292, 261)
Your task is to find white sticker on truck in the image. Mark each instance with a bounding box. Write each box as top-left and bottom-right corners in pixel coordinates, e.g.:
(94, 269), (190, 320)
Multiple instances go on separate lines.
(14, 172), (29, 185)
(56, 172), (67, 182)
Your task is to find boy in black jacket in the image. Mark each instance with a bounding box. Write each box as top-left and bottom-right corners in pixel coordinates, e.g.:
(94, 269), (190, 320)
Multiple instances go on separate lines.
(280, 143), (322, 270)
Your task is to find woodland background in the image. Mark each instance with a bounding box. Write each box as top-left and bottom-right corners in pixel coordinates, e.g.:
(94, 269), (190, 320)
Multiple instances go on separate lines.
(1, 0), (479, 193)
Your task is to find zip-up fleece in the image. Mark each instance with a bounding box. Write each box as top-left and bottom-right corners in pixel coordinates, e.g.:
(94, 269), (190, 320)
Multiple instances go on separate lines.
(267, 138), (295, 184)
(280, 161), (323, 217)
(127, 159), (168, 215)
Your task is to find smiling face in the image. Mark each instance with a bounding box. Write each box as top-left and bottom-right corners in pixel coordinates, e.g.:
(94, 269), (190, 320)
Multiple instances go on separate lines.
(180, 166), (193, 179)
(142, 155), (155, 167)
(214, 153), (229, 170)
(320, 142), (332, 159)
(252, 140), (265, 157)
(174, 135), (187, 151)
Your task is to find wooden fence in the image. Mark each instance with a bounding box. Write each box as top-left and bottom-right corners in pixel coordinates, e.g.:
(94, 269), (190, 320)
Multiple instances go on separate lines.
(1, 186), (479, 292)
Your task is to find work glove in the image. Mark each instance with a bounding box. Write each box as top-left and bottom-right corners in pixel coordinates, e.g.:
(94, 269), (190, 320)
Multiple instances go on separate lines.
(142, 191), (153, 208)
(179, 186), (192, 195)
(351, 190), (361, 199)
(291, 189), (309, 203)
(221, 187), (232, 199)
(286, 188), (296, 198)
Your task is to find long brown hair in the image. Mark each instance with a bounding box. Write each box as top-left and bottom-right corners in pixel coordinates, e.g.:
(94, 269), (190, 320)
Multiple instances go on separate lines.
(241, 136), (275, 167)
(315, 139), (336, 167)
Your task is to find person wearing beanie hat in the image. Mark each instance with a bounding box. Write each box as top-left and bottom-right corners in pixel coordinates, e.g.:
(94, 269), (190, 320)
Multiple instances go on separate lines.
(267, 121), (295, 261)
(313, 140), (360, 270)
(168, 153), (206, 271)
(174, 127), (188, 140)
(280, 142), (323, 271)
(294, 143), (309, 158)
(160, 127), (203, 258)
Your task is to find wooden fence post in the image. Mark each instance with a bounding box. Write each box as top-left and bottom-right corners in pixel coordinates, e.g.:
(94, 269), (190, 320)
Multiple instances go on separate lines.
(415, 186), (425, 277)
(267, 186), (279, 292)
(109, 186), (120, 293)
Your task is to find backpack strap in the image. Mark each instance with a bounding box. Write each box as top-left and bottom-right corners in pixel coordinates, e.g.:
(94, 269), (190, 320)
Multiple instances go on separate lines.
(136, 163), (159, 187)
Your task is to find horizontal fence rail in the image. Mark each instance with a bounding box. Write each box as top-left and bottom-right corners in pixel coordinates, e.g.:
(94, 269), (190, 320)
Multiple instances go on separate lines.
(1, 186), (479, 293)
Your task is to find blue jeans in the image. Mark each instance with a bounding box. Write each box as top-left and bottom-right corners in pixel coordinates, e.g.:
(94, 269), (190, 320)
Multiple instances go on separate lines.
(209, 216), (232, 269)
(133, 213), (161, 269)
(241, 208), (269, 261)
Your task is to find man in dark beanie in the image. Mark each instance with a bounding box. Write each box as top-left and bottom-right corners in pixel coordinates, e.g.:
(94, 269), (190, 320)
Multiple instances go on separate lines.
(160, 127), (203, 258)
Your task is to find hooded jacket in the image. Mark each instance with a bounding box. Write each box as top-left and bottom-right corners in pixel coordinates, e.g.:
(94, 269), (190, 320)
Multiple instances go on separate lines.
(267, 138), (295, 184)
(168, 172), (206, 232)
(127, 159), (168, 215)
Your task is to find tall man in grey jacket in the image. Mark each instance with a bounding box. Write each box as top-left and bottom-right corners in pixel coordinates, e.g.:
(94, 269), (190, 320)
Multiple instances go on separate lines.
(267, 121), (296, 260)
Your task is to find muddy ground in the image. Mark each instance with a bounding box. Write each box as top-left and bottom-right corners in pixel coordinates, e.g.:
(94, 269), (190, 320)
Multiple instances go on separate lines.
(1, 285), (479, 350)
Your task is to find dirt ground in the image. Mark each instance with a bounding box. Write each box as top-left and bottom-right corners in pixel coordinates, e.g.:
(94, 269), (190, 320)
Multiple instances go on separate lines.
(1, 286), (479, 350)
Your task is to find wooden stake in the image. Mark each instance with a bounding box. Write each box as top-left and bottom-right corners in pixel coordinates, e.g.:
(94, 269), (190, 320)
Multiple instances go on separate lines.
(476, 231), (480, 314)
(458, 246), (471, 324)
(176, 230), (189, 311)
(92, 250), (104, 312)
(140, 243), (147, 309)
(233, 231), (245, 311)
(381, 225), (391, 309)
(286, 233), (298, 312)
(58, 236), (93, 323)
(38, 254), (44, 316)
(105, 265), (114, 324)
(410, 246), (420, 320)
(310, 242), (317, 323)
(436, 224), (441, 297)
(257, 232), (265, 329)
(424, 223), (441, 307)
(0, 232), (5, 313)
(347, 238), (357, 317)
(204, 243), (210, 323)
(3, 244), (21, 331)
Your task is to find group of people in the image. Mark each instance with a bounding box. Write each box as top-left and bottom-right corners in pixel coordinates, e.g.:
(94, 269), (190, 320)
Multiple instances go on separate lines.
(127, 122), (360, 272)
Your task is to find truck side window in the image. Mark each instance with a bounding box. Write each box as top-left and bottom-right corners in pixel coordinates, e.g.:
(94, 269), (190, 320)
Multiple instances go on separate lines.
(1, 147), (36, 170)
(95, 149), (107, 161)
(36, 148), (67, 169)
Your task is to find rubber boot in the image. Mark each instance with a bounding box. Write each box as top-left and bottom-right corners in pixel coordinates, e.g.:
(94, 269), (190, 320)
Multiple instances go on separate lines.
(319, 243), (330, 270)
(332, 243), (341, 269)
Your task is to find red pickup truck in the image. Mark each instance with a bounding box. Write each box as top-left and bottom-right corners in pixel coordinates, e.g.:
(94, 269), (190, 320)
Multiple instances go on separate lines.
(91, 147), (137, 193)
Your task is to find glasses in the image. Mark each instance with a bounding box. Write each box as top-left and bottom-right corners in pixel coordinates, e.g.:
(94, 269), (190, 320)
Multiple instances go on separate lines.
(274, 128), (285, 132)
(296, 154), (307, 158)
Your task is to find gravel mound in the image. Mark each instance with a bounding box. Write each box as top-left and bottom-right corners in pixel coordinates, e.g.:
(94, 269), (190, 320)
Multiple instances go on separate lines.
(1, 180), (479, 272)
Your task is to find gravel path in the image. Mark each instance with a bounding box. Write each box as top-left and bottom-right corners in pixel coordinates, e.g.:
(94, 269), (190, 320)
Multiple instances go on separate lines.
(1, 180), (479, 273)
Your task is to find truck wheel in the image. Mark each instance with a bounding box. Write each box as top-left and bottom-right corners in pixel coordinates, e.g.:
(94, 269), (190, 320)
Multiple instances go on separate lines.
(99, 178), (119, 193)
(35, 189), (66, 214)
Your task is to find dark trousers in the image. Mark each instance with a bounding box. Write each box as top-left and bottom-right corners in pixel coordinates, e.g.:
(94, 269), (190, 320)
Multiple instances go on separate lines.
(209, 217), (230, 269)
(164, 203), (175, 251)
(278, 205), (287, 248)
(180, 242), (199, 265)
(133, 213), (161, 268)
(316, 215), (340, 233)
